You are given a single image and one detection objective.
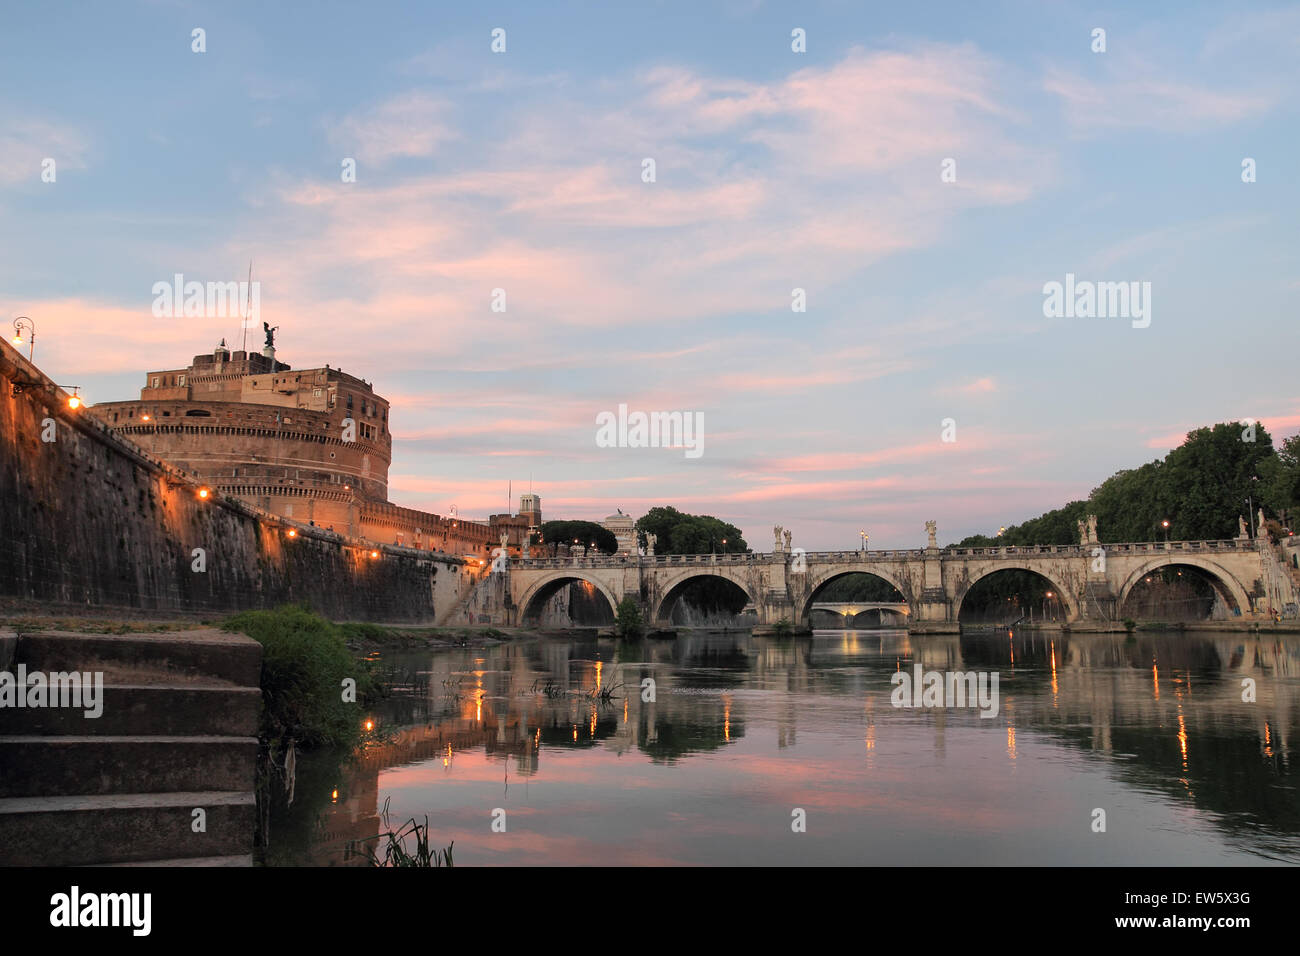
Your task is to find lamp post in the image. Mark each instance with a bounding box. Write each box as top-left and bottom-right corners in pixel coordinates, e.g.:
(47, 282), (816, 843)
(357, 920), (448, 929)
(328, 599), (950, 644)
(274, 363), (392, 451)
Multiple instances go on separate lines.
(859, 530), (868, 552)
(10, 317), (35, 362)
(1161, 519), (1170, 545)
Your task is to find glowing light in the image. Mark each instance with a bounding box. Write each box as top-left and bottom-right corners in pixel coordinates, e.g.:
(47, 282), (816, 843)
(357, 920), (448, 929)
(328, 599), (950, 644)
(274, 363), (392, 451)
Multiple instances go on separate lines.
(287, 529), (297, 538)
(67, 394), (81, 409)
(331, 789), (338, 802)
(197, 487), (211, 500)
(10, 334), (22, 347)
(141, 413), (150, 421)
(370, 550), (379, 558)
(364, 719), (373, 731)
(1177, 712), (1188, 765)
(1153, 661), (1160, 700)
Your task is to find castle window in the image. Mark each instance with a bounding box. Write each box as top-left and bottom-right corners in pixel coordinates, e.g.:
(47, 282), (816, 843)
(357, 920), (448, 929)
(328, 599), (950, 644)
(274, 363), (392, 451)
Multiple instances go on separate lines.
(151, 378), (160, 388)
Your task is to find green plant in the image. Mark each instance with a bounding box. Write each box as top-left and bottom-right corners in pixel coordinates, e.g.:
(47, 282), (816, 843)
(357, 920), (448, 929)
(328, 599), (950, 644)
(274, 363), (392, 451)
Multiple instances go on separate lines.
(224, 605), (376, 751)
(350, 799), (454, 867)
(614, 596), (646, 639)
(1123, 618), (1137, 633)
(773, 617), (793, 637)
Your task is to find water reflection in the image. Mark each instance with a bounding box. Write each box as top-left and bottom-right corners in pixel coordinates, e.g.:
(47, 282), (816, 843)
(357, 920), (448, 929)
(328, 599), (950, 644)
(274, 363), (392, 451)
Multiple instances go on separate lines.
(282, 629), (1300, 866)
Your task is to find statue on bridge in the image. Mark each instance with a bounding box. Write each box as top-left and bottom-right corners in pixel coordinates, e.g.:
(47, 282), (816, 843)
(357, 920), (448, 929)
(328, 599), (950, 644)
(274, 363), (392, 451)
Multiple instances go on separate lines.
(925, 520), (937, 549)
(644, 532), (657, 556)
(783, 528), (792, 552)
(1238, 515), (1249, 539)
(773, 525), (783, 552)
(1077, 519), (1087, 546)
(1086, 514), (1098, 544)
(1258, 508), (1269, 541)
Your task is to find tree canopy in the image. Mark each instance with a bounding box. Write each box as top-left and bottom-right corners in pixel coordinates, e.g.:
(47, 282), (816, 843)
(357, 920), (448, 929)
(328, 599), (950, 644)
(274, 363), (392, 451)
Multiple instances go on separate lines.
(951, 421), (1297, 547)
(634, 506), (748, 554)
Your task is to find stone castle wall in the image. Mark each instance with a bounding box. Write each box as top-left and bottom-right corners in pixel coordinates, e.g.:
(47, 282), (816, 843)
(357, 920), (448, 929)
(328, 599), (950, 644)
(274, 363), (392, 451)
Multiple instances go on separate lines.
(0, 340), (475, 622)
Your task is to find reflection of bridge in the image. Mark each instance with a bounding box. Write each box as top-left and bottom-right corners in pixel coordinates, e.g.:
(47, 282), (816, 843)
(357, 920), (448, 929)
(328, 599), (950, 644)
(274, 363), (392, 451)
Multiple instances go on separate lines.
(492, 538), (1296, 631)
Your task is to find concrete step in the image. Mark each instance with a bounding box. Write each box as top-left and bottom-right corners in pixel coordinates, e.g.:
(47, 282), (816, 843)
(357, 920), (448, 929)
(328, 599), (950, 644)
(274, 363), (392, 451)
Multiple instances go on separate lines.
(98, 854), (254, 867)
(0, 683), (261, 737)
(0, 735), (258, 798)
(12, 630), (262, 687)
(0, 791), (254, 866)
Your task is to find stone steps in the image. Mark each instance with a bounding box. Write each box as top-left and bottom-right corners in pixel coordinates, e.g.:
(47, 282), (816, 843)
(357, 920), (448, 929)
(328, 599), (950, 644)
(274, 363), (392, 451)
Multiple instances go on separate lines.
(0, 628), (262, 866)
(0, 684), (260, 737)
(0, 791), (255, 867)
(12, 629), (261, 686)
(0, 734), (258, 798)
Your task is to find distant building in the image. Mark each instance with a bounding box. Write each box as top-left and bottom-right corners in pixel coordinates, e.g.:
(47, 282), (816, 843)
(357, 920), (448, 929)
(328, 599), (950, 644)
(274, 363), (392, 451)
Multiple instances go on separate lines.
(92, 338), (529, 557)
(603, 509), (637, 554)
(519, 493), (542, 533)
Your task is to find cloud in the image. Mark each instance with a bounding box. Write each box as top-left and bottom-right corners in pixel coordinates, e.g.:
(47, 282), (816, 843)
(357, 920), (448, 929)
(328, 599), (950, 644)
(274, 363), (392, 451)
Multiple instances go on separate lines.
(327, 92), (457, 166)
(0, 111), (90, 186)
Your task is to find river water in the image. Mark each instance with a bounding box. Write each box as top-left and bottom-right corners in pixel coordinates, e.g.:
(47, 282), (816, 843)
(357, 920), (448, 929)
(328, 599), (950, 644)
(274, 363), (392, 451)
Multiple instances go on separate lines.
(275, 629), (1300, 866)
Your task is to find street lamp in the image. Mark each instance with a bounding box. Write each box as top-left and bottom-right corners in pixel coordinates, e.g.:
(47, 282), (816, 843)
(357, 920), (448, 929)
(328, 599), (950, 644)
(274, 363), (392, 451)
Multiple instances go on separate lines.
(1044, 590), (1054, 621)
(1161, 519), (1170, 545)
(859, 530), (868, 552)
(10, 317), (35, 362)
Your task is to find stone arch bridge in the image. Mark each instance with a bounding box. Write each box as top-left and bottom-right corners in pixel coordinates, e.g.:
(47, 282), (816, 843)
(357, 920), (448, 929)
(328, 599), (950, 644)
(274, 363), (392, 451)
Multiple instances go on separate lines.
(497, 539), (1279, 631)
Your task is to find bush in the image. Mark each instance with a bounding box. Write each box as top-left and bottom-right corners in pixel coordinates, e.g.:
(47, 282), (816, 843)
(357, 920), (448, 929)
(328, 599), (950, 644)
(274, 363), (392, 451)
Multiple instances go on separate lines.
(224, 606), (374, 751)
(1123, 618), (1137, 633)
(773, 617), (793, 637)
(614, 596), (645, 639)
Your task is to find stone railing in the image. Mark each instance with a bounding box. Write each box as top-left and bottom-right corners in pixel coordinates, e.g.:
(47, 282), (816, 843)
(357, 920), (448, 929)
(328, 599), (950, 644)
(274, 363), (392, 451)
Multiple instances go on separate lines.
(511, 539), (1256, 569)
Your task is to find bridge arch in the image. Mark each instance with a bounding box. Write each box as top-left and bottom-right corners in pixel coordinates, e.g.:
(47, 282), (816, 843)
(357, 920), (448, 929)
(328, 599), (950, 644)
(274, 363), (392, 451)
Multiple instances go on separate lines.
(1115, 556), (1252, 618)
(954, 563), (1080, 623)
(517, 572), (620, 625)
(650, 568), (757, 624)
(798, 568), (915, 627)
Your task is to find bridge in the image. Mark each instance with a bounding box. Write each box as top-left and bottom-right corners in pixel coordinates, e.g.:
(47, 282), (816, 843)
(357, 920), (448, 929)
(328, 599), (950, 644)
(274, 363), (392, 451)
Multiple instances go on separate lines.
(493, 535), (1295, 632)
(810, 602), (910, 626)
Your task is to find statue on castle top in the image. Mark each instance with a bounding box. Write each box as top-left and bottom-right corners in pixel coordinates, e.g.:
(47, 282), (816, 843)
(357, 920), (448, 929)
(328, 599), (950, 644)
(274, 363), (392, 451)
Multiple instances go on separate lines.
(925, 520), (937, 549)
(262, 322), (278, 349)
(500, 531), (509, 551)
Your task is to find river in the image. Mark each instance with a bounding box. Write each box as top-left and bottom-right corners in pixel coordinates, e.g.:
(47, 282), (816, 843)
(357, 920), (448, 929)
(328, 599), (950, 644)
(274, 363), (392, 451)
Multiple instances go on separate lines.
(271, 628), (1300, 866)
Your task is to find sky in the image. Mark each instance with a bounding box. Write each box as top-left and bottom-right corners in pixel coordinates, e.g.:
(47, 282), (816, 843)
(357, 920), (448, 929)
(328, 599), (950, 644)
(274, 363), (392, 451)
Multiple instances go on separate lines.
(2, 1), (1297, 551)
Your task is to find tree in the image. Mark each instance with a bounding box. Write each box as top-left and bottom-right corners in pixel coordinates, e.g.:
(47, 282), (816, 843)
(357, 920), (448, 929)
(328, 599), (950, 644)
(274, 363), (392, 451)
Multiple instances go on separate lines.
(537, 520), (617, 556)
(634, 506), (747, 554)
(949, 421), (1285, 546)
(614, 596), (645, 639)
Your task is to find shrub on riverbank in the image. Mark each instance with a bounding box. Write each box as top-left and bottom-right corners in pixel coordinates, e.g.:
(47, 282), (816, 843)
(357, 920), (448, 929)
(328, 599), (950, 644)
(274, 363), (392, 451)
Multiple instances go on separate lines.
(614, 596), (645, 638)
(224, 605), (376, 750)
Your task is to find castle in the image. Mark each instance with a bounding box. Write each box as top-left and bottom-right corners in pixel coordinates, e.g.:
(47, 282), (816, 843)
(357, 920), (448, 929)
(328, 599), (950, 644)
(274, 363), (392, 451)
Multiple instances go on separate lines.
(91, 338), (532, 558)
